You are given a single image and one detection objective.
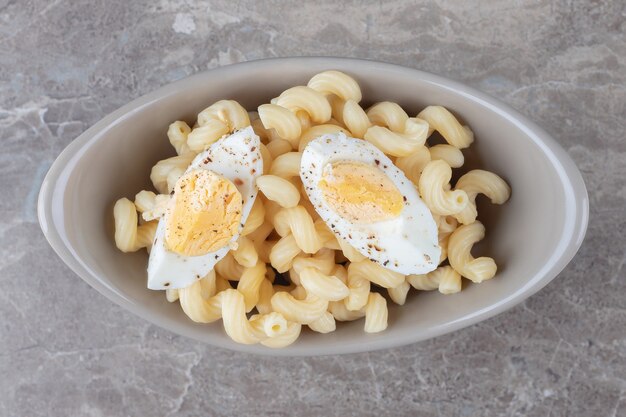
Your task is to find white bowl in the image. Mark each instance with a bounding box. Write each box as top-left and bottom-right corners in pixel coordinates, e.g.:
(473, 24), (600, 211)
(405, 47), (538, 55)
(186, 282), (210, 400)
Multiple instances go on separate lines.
(38, 58), (589, 355)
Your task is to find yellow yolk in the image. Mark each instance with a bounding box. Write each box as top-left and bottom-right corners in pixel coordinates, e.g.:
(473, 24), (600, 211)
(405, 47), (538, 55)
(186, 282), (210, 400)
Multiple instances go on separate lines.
(165, 169), (243, 256)
(317, 161), (404, 224)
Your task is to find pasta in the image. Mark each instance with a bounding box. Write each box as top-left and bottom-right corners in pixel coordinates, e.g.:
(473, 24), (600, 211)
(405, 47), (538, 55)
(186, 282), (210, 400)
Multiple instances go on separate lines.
(112, 69), (510, 348)
(407, 265), (462, 294)
(269, 234), (301, 273)
(298, 124), (350, 152)
(364, 118), (429, 157)
(134, 190), (169, 221)
(329, 300), (366, 321)
(220, 289), (287, 344)
(150, 153), (195, 194)
(299, 267), (350, 301)
(167, 121), (191, 155)
(197, 100), (250, 131)
(272, 206), (324, 254)
(418, 160), (469, 215)
(260, 322), (302, 348)
(453, 170), (511, 225)
(270, 291), (328, 324)
(448, 222), (497, 283)
(187, 120), (230, 152)
(215, 252), (245, 281)
(388, 279), (411, 305)
(291, 248), (335, 276)
(308, 311), (336, 333)
(266, 139), (293, 159)
(256, 175), (300, 208)
(236, 261), (266, 311)
(395, 146), (431, 185)
(113, 198), (157, 252)
(344, 261), (371, 311)
(258, 104), (302, 148)
(367, 101), (409, 132)
(178, 271), (221, 323)
(307, 70), (362, 102)
(364, 292), (388, 333)
(341, 100), (371, 138)
(257, 142), (272, 176)
(241, 198), (265, 236)
(429, 144), (464, 168)
(269, 152), (302, 178)
(418, 105), (474, 149)
(232, 236), (258, 268)
(250, 113), (269, 142)
(274, 86), (332, 124)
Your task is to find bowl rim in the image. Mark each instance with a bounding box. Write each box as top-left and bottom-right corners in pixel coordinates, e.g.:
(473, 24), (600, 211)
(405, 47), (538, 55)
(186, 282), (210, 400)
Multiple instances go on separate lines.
(37, 57), (589, 356)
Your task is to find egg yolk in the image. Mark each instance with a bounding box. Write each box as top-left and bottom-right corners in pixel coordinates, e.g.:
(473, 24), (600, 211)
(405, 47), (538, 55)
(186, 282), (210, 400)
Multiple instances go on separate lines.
(317, 161), (404, 224)
(165, 169), (243, 256)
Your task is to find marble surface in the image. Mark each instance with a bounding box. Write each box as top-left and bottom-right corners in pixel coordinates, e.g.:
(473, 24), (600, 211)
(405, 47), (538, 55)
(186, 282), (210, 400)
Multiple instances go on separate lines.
(1, 0), (624, 416)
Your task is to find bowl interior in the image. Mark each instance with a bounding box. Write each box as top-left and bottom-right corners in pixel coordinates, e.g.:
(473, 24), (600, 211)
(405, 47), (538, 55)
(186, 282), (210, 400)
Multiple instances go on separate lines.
(43, 59), (586, 355)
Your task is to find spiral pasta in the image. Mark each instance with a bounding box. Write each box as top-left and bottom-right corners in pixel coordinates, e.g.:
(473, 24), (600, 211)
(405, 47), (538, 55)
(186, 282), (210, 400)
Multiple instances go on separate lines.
(448, 222), (497, 283)
(341, 100), (371, 138)
(269, 152), (302, 178)
(250, 113), (269, 142)
(269, 234), (301, 273)
(388, 279), (411, 305)
(270, 291), (328, 324)
(429, 144), (465, 168)
(291, 248), (335, 277)
(299, 267), (350, 301)
(364, 118), (429, 157)
(364, 292), (388, 333)
(187, 120), (230, 152)
(329, 300), (366, 321)
(134, 190), (169, 221)
(407, 265), (462, 294)
(215, 252), (245, 281)
(298, 124), (350, 152)
(178, 272), (222, 323)
(236, 261), (266, 311)
(198, 100), (250, 131)
(260, 322), (301, 348)
(167, 121), (192, 155)
(113, 69), (510, 348)
(307, 70), (362, 102)
(419, 160), (469, 215)
(308, 311), (336, 333)
(232, 236), (258, 268)
(150, 153), (195, 194)
(241, 198), (265, 236)
(272, 205), (324, 254)
(256, 175), (300, 208)
(274, 86), (332, 124)
(113, 198), (157, 252)
(395, 146), (431, 186)
(367, 101), (409, 132)
(453, 170), (511, 224)
(418, 105), (474, 149)
(348, 259), (405, 288)
(220, 289), (288, 344)
(266, 139), (292, 159)
(258, 104), (302, 148)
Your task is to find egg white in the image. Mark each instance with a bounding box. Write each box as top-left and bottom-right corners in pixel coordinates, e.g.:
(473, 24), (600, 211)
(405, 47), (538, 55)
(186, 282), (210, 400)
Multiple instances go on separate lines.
(147, 126), (262, 290)
(300, 133), (440, 275)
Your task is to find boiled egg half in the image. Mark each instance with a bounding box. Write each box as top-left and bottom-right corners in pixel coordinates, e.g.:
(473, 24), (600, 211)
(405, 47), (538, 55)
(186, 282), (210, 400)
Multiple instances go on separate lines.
(300, 133), (440, 275)
(147, 126), (262, 290)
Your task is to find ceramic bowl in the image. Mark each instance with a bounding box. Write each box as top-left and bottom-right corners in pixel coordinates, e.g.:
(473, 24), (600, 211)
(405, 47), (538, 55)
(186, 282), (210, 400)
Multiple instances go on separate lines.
(38, 57), (589, 355)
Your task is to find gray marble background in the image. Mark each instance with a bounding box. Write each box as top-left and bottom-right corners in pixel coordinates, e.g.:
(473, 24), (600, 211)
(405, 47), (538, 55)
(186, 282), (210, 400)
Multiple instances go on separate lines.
(1, 0), (624, 416)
